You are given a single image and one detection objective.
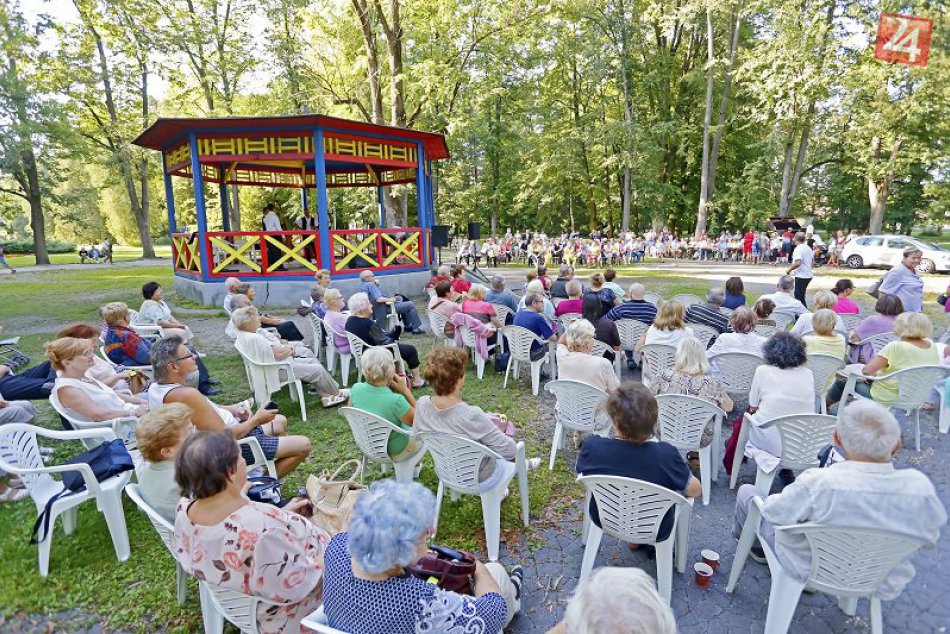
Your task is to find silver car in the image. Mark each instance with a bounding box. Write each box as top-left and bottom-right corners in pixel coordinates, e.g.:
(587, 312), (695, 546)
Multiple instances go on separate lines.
(842, 234), (950, 273)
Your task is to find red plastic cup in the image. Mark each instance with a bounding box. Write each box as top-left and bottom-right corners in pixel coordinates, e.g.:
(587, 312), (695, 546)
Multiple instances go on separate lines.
(701, 549), (720, 571)
(694, 562), (713, 588)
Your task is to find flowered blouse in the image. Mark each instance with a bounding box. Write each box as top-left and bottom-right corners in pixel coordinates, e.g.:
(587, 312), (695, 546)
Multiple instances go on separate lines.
(651, 370), (730, 447)
(322, 533), (507, 634)
(173, 500), (329, 634)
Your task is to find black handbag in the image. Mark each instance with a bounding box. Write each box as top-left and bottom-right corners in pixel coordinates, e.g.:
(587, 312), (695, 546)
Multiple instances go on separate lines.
(30, 439), (134, 544)
(246, 475), (289, 507)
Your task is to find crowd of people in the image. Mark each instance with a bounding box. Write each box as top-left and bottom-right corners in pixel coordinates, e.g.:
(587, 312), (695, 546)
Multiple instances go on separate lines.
(0, 242), (947, 634)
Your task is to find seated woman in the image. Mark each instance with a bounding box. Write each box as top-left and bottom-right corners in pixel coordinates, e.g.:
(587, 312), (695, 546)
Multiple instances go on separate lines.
(576, 382), (701, 542)
(582, 293), (621, 363)
(46, 337), (148, 423)
(135, 403), (192, 521)
(138, 281), (194, 343)
(707, 308), (766, 357)
(753, 298), (776, 326)
(790, 290), (845, 336)
(57, 322), (142, 395)
(321, 288), (351, 352)
(546, 567), (677, 634)
(743, 333), (815, 485)
(348, 347), (422, 461)
(638, 300), (694, 350)
(652, 337), (733, 466)
(234, 283), (305, 342)
(556, 319), (619, 438)
(428, 280), (462, 336)
(462, 284), (503, 329)
(831, 278), (860, 314)
(345, 292), (425, 388)
(101, 302), (218, 396)
(724, 276), (746, 309)
(828, 311), (944, 410)
(322, 480), (523, 632)
(803, 309), (847, 359)
(173, 431), (328, 634)
(587, 272), (620, 314)
(450, 263), (471, 295)
(554, 279), (584, 317)
(232, 306), (349, 407)
(849, 294), (902, 362)
(413, 347), (540, 484)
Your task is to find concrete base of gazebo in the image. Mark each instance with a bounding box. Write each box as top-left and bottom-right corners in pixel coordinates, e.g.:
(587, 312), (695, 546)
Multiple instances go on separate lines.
(174, 270), (432, 308)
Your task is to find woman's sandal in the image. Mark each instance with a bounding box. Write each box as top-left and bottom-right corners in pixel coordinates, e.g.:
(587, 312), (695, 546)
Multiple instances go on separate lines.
(321, 393), (347, 408)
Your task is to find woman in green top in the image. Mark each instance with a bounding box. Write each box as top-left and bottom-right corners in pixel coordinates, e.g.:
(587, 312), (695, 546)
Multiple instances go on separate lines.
(348, 346), (420, 459)
(826, 311), (942, 408)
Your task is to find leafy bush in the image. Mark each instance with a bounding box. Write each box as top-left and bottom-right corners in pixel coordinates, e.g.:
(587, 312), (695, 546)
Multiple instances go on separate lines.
(1, 239), (77, 254)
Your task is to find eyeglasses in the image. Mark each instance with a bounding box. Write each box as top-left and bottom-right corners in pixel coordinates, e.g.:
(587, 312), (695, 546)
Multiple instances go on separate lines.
(176, 353), (195, 362)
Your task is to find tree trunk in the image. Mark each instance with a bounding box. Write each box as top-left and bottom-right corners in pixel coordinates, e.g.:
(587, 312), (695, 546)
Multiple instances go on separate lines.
(695, 8), (715, 237)
(138, 67), (155, 257)
(617, 0), (635, 232)
(23, 147), (49, 264)
(868, 136), (902, 234)
(777, 129), (795, 217)
(707, 0), (743, 200)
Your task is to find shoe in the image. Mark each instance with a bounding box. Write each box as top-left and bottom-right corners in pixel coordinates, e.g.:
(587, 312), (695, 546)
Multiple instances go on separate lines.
(526, 457), (541, 471)
(509, 565), (525, 600)
(410, 328), (425, 335)
(202, 387), (222, 396)
(538, 371), (550, 381)
(321, 393), (347, 408)
(0, 487), (28, 502)
(626, 359), (637, 371)
(207, 380), (221, 386)
(749, 544), (768, 564)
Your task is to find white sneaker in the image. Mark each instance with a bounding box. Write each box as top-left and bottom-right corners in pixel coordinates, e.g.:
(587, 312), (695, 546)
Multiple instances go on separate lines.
(526, 458), (541, 471)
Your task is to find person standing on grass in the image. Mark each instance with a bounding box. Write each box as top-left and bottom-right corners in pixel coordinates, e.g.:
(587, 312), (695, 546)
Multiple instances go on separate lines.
(787, 232), (813, 307)
(0, 243), (15, 273)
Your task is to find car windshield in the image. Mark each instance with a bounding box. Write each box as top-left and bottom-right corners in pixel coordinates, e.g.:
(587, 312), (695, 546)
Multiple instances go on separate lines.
(913, 239), (948, 252)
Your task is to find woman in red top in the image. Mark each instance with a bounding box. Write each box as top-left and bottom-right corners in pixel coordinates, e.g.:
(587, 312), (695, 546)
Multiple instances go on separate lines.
(742, 229), (754, 262)
(450, 264), (471, 294)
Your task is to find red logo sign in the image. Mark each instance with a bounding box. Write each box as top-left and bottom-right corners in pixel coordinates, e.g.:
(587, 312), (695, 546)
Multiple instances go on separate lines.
(875, 13), (932, 67)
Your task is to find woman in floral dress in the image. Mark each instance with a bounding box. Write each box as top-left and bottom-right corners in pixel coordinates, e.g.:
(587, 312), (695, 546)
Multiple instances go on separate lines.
(173, 431), (328, 634)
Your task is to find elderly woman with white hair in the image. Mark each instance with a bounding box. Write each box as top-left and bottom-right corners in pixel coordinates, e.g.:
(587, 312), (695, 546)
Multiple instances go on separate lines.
(803, 308), (847, 359)
(556, 319), (619, 396)
(707, 307), (766, 357)
(345, 292), (424, 387)
(321, 288), (351, 353)
(221, 276), (242, 314)
(348, 347), (421, 460)
(554, 278), (584, 317)
(232, 306), (349, 407)
(546, 567), (677, 634)
(517, 279), (556, 320)
(790, 290), (846, 336)
(322, 480), (524, 632)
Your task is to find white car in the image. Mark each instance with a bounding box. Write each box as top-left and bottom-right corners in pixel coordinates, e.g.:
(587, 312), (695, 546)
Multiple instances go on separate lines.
(842, 234), (950, 274)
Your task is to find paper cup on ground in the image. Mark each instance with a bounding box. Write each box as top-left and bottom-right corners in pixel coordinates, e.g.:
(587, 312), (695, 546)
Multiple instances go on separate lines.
(701, 549), (720, 570)
(694, 562), (713, 587)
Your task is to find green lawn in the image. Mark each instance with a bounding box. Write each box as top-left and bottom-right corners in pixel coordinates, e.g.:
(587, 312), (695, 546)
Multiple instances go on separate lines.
(2, 245), (172, 268)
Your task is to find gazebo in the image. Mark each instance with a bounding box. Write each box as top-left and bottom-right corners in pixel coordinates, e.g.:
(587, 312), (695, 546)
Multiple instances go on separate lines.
(133, 114), (449, 305)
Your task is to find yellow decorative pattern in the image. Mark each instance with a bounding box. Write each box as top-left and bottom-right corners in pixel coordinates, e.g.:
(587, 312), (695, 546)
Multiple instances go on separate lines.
(263, 235), (318, 272)
(172, 234), (201, 273)
(165, 143), (190, 171)
(324, 137), (416, 163)
(333, 233), (380, 270)
(196, 136), (313, 158)
(381, 232), (421, 266)
(210, 236), (261, 273)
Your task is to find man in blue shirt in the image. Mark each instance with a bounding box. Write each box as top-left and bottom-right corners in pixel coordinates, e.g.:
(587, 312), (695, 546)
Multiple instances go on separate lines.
(512, 292), (555, 362)
(486, 275), (519, 324)
(359, 270), (424, 334)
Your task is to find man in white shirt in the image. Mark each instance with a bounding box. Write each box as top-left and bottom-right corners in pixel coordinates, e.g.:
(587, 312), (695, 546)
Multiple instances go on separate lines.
(261, 203), (284, 270)
(759, 275), (807, 320)
(731, 400), (946, 600)
(787, 232), (813, 307)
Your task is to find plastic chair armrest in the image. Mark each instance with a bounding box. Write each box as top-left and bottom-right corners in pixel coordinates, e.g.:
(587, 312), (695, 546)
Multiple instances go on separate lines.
(19, 462), (104, 494)
(29, 426), (119, 443)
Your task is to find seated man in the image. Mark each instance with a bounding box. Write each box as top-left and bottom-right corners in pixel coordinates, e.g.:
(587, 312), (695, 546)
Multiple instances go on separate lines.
(549, 264), (574, 299)
(424, 264), (452, 291)
(232, 306), (348, 407)
(577, 381), (701, 542)
(147, 336), (311, 478)
(358, 270), (424, 334)
(605, 282), (657, 324)
(732, 400), (946, 598)
(486, 275), (519, 324)
(295, 284), (327, 319)
(684, 287), (731, 334)
(513, 292), (557, 363)
(758, 275), (807, 321)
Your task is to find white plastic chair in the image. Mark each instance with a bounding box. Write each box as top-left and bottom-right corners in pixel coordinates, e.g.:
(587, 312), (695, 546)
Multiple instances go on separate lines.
(501, 325), (550, 396)
(302, 606), (350, 634)
(577, 475), (692, 602)
(339, 406), (425, 483)
(491, 303), (514, 325)
(720, 307), (735, 319)
(615, 318), (650, 366)
(125, 483), (188, 606)
(198, 581), (284, 634)
(671, 293), (703, 308)
(771, 312), (794, 331)
(838, 365), (950, 451)
(556, 312), (582, 334)
(458, 323), (495, 379)
(416, 431), (529, 562)
(754, 323), (778, 338)
(300, 304), (325, 362)
(49, 388), (139, 452)
(544, 380), (610, 469)
(589, 340), (622, 381)
(323, 321), (353, 386)
(689, 323), (720, 349)
(851, 332), (898, 361)
(639, 343), (676, 388)
(643, 292), (664, 307)
(806, 353), (846, 414)
(709, 352), (764, 402)
(0, 424), (131, 577)
(727, 497), (929, 634)
(728, 412), (835, 492)
(98, 345), (153, 378)
(345, 332), (404, 385)
(655, 394), (725, 505)
(839, 313), (864, 332)
(233, 338), (307, 422)
(128, 308), (163, 341)
(427, 310), (454, 348)
(238, 436), (279, 479)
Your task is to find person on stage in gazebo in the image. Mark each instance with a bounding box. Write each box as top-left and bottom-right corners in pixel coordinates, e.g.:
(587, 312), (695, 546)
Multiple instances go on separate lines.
(261, 203), (285, 271)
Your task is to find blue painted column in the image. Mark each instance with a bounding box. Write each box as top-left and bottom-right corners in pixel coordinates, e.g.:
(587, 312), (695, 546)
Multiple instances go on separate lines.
(218, 168), (231, 232)
(162, 151), (177, 234)
(377, 185), (386, 228)
(415, 142), (429, 266)
(301, 187), (310, 213)
(313, 129), (332, 270)
(189, 133), (211, 280)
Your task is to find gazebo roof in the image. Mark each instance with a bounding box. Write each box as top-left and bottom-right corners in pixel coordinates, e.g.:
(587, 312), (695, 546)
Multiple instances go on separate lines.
(133, 114), (450, 160)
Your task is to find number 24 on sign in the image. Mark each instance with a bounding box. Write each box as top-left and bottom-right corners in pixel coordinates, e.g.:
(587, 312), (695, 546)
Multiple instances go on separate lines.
(875, 13), (932, 67)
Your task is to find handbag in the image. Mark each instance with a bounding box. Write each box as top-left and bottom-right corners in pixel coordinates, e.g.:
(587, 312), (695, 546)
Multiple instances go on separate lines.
(246, 475), (289, 507)
(30, 439), (134, 544)
(306, 459), (366, 535)
(938, 294), (948, 306)
(406, 544), (477, 595)
(867, 276), (885, 299)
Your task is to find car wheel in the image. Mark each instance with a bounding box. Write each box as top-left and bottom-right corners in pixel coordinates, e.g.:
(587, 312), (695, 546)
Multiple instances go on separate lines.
(846, 255), (864, 269)
(917, 259), (935, 274)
